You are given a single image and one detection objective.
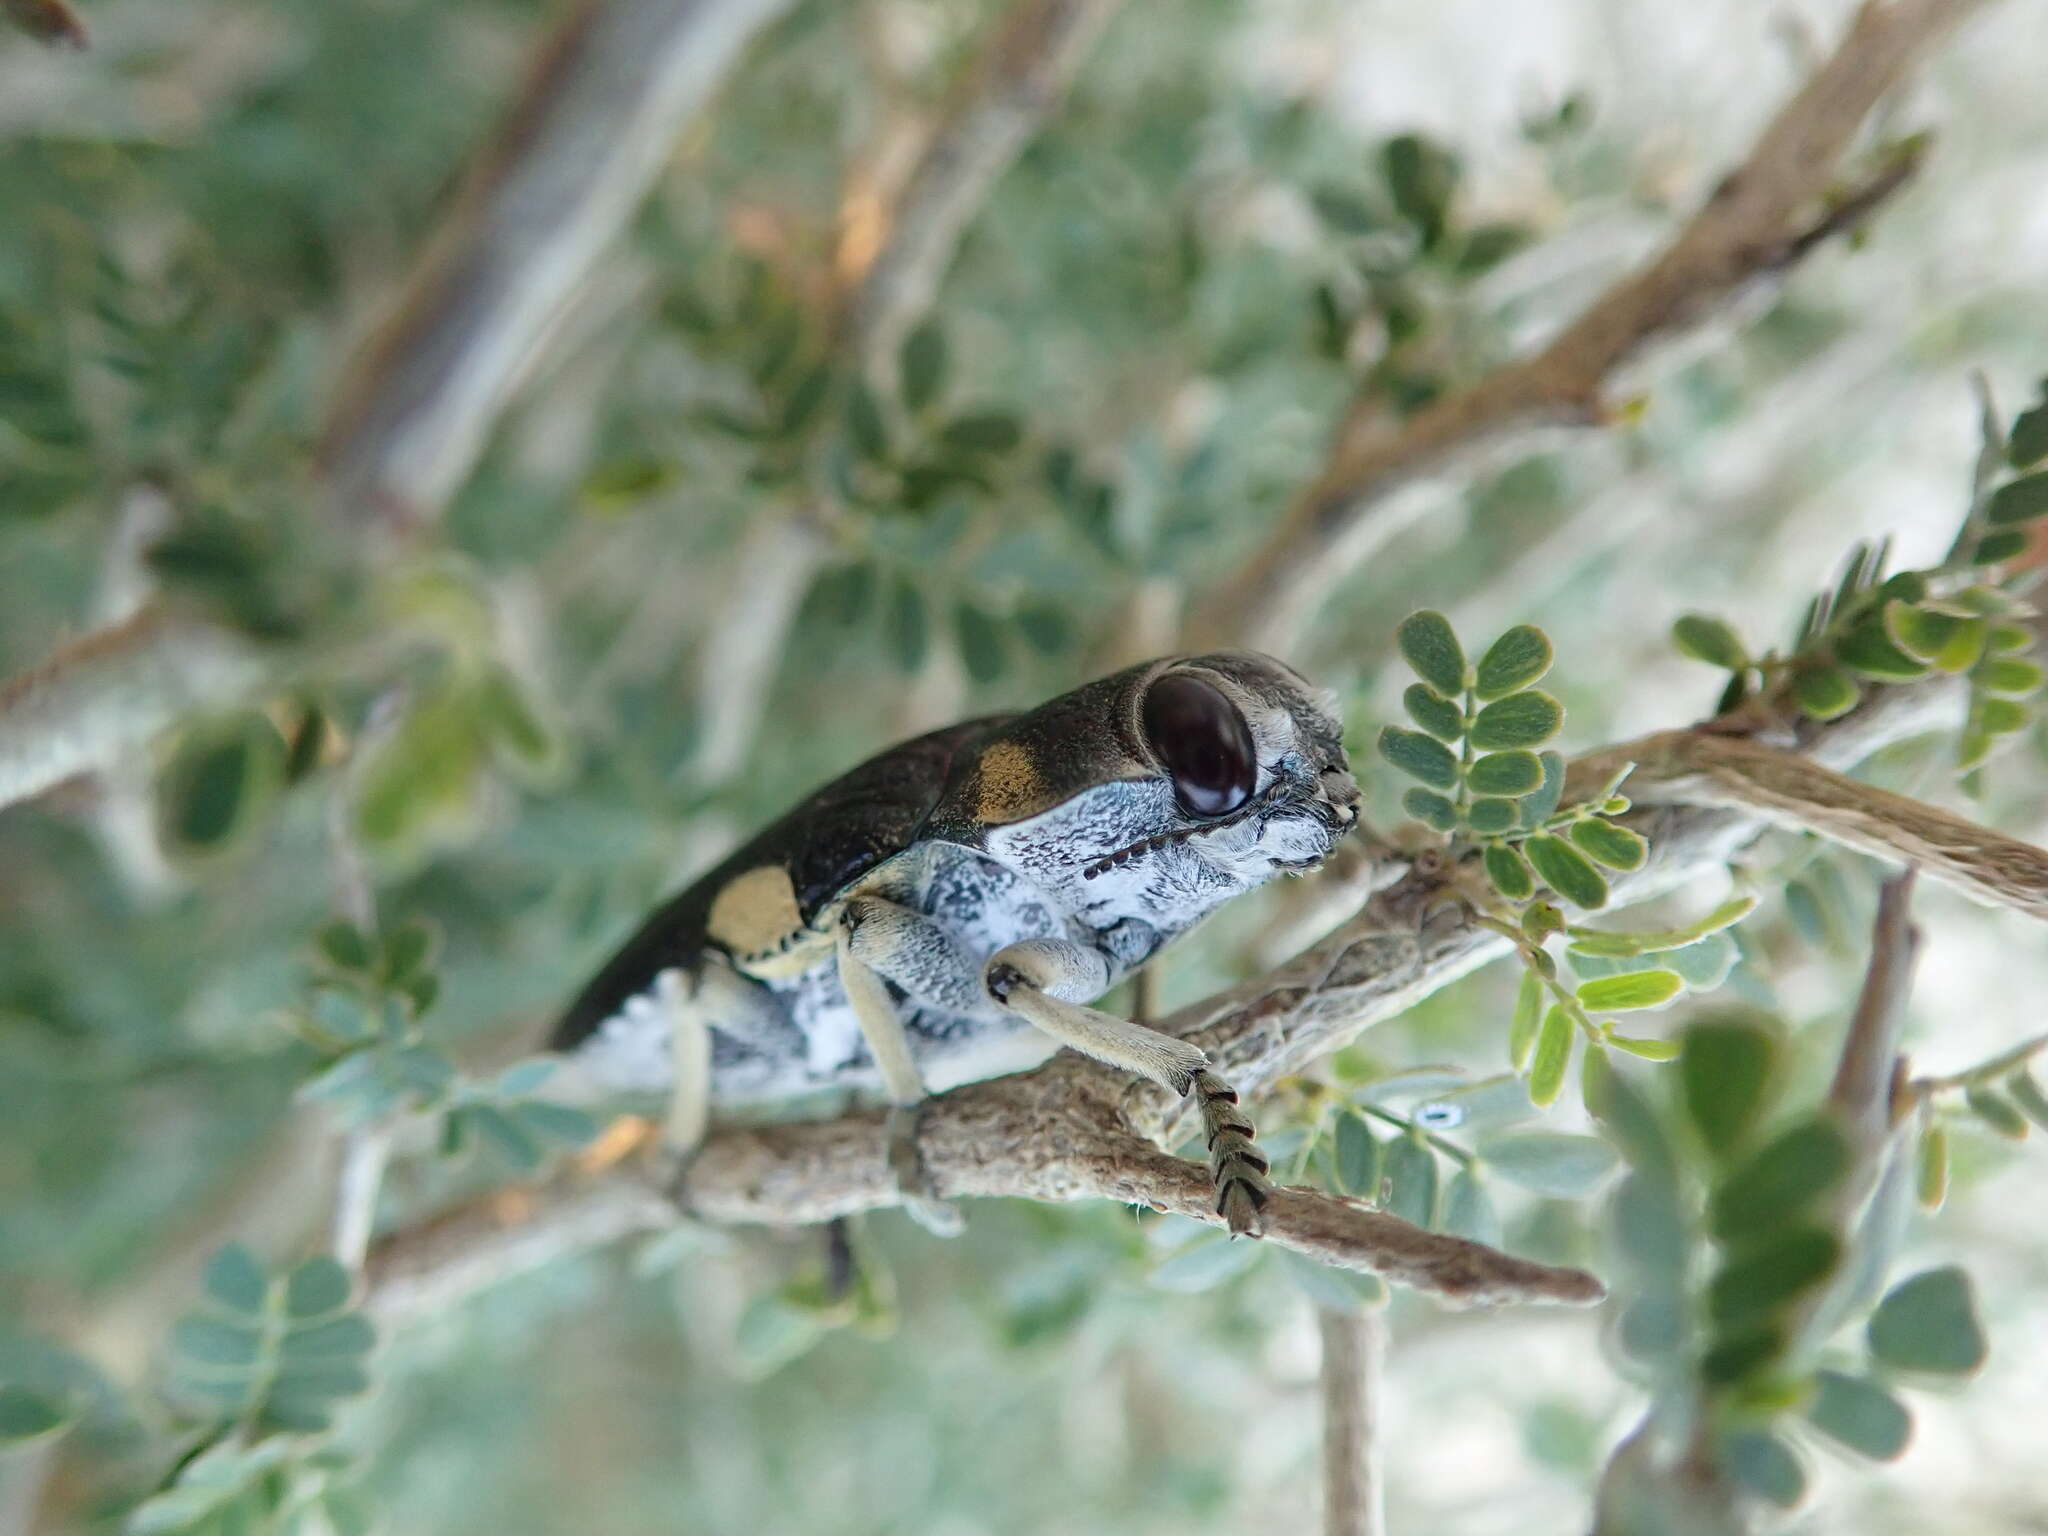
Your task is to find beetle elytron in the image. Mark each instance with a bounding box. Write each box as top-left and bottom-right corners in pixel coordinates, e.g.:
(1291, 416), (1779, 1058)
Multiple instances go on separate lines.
(552, 651), (1360, 1234)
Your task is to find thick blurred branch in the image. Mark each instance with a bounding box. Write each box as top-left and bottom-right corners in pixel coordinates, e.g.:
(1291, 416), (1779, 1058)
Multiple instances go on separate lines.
(1584, 728), (2048, 922)
(841, 0), (1121, 376)
(320, 0), (795, 533)
(1319, 1306), (1388, 1536)
(0, 0), (785, 811)
(366, 671), (1975, 1322)
(1188, 0), (1985, 654)
(0, 0), (86, 48)
(0, 607), (265, 812)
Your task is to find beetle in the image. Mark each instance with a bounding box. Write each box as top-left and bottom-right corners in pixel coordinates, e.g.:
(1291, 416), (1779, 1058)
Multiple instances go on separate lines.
(551, 650), (1360, 1235)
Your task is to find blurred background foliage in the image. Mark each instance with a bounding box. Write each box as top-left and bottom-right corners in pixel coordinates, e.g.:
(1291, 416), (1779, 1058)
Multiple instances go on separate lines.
(4, 0), (2048, 1531)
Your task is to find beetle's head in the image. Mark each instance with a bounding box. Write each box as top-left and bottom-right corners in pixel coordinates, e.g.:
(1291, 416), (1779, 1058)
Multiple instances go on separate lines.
(1115, 651), (1360, 882)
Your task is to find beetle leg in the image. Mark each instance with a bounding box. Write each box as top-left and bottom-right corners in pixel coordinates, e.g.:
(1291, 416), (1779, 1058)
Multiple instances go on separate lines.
(982, 938), (1272, 1237)
(834, 912), (965, 1238)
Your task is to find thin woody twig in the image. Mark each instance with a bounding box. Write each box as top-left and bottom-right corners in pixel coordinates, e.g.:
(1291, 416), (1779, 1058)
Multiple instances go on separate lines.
(320, 0), (797, 533)
(1319, 1306), (1388, 1536)
(1189, 0), (1983, 654)
(1582, 727), (2048, 923)
(841, 0), (1122, 376)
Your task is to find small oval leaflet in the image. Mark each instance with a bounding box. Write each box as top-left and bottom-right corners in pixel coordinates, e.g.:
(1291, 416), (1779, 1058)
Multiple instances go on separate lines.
(1379, 726), (1458, 789)
(1671, 614), (1747, 670)
(1396, 610), (1466, 697)
(1526, 835), (1608, 909)
(1568, 818), (1647, 872)
(1527, 1005), (1573, 1108)
(1403, 682), (1464, 741)
(1486, 843), (1535, 900)
(1403, 787), (1457, 831)
(1575, 969), (1682, 1013)
(1467, 750), (1543, 796)
(1473, 625), (1554, 699)
(1805, 1371), (1912, 1461)
(1469, 690), (1561, 750)
(1867, 1265), (1987, 1375)
(1382, 1135), (1439, 1228)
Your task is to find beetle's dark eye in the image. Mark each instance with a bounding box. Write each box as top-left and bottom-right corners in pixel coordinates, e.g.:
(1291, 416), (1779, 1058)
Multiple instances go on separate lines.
(1142, 673), (1256, 818)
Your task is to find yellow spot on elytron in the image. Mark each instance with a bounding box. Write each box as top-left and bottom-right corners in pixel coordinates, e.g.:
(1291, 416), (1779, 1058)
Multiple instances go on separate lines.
(976, 739), (1050, 824)
(707, 864), (807, 961)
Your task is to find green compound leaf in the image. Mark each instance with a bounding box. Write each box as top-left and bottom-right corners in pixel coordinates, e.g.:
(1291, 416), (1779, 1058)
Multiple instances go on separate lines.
(1519, 751), (1566, 830)
(1334, 1111), (1380, 1197)
(1466, 797), (1520, 834)
(1382, 1135), (1439, 1228)
(1681, 1022), (1777, 1159)
(1867, 1266), (1987, 1375)
(285, 1257), (352, 1319)
(1569, 818), (1647, 871)
(203, 1244), (270, 1316)
(1835, 613), (1932, 681)
(1672, 614), (1747, 670)
(1977, 656), (2045, 696)
(1396, 610), (1466, 696)
(0, 1385), (71, 1447)
(1603, 1030), (1679, 1062)
(1806, 1371), (1912, 1461)
(156, 712), (285, 859)
(1468, 690), (1561, 750)
(1985, 469), (2048, 525)
(1527, 1005), (1573, 1108)
(1467, 750), (1543, 796)
(1379, 726), (1458, 790)
(939, 411), (1022, 455)
(898, 318), (948, 414)
(1570, 894), (1756, 957)
(1281, 1249), (1387, 1312)
(1485, 842), (1535, 901)
(1917, 1120), (1950, 1210)
(1710, 1117), (1849, 1242)
(1473, 625), (1554, 700)
(954, 601), (1006, 684)
(1402, 787), (1458, 831)
(1792, 663), (1861, 721)
(2007, 1070), (2048, 1131)
(1979, 696), (2033, 735)
(172, 1315), (264, 1368)
(1509, 971), (1544, 1071)
(1975, 529), (2029, 564)
(1964, 1084), (2029, 1140)
(1402, 683), (1465, 741)
(1576, 970), (1681, 1013)
(1479, 1131), (1617, 1198)
(1525, 835), (1608, 909)
(1442, 1169), (1502, 1246)
(1723, 1430), (1806, 1510)
(1383, 132), (1460, 248)
(2011, 401), (2048, 468)
(1708, 1225), (1840, 1327)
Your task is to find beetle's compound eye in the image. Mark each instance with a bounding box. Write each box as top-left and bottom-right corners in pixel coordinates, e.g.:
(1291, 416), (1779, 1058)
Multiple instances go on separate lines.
(1142, 673), (1256, 818)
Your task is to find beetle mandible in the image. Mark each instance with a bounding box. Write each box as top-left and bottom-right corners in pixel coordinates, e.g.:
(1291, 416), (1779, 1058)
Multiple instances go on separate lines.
(552, 650), (1360, 1235)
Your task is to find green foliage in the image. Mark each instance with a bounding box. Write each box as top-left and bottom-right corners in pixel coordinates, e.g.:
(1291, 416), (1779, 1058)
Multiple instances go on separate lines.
(1671, 407), (2047, 774)
(1866, 1266), (1988, 1375)
(165, 1246), (376, 1435)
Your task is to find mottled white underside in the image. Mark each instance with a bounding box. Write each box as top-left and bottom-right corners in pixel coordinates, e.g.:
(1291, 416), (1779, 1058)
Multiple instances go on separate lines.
(573, 747), (1340, 1109)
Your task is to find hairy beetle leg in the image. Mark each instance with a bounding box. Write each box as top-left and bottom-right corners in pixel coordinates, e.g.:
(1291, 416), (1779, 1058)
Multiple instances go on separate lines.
(1191, 1069), (1270, 1238)
(982, 941), (1269, 1238)
(835, 916), (964, 1237)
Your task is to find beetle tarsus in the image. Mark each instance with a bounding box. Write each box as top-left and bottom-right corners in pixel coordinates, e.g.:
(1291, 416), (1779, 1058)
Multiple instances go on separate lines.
(886, 1103), (964, 1238)
(1192, 1068), (1270, 1238)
